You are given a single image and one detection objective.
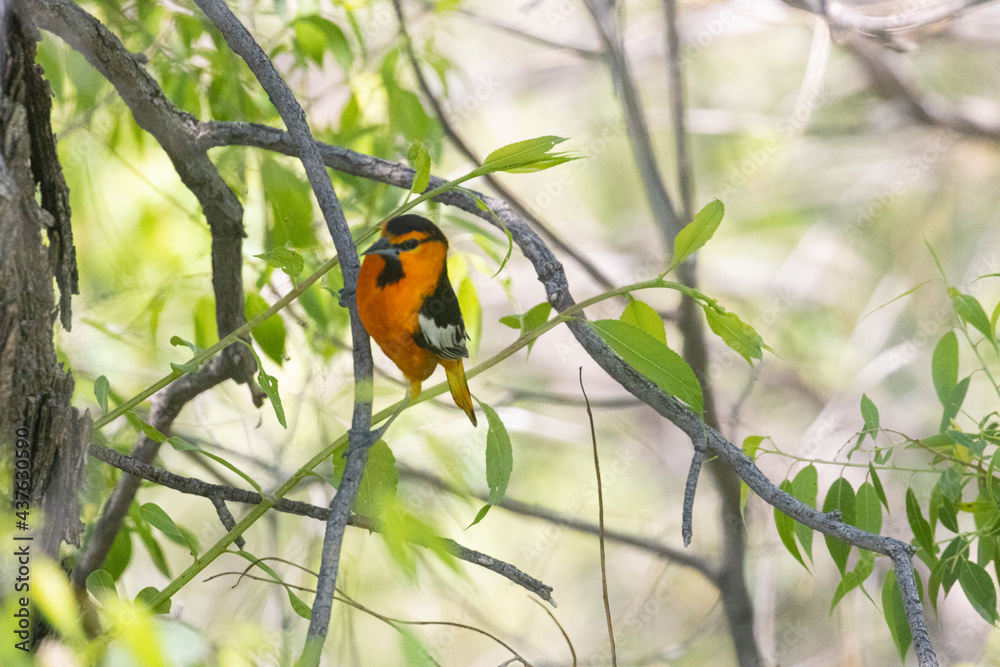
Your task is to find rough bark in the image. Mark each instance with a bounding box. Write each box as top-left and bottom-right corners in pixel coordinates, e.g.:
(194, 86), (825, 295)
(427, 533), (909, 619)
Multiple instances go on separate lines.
(0, 2), (89, 563)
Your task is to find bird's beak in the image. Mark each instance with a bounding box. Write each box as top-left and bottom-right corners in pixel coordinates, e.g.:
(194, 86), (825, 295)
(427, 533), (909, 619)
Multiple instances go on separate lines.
(362, 237), (396, 257)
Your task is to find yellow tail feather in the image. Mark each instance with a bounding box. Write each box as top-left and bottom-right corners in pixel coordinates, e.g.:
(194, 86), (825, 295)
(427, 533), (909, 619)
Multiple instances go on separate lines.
(442, 359), (477, 427)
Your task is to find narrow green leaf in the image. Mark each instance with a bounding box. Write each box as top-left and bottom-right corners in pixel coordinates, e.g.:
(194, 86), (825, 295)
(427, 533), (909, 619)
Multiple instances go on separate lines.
(331, 440), (399, 518)
(960, 560), (999, 623)
(931, 331), (959, 405)
(940, 536), (969, 594)
(103, 528), (132, 581)
(476, 399), (513, 507)
(823, 478), (856, 575)
(85, 570), (118, 603)
(592, 319), (703, 414)
(668, 199), (724, 272)
(775, 480), (806, 568)
(940, 376), (970, 432)
(869, 463), (890, 513)
(855, 482), (883, 534)
(255, 248), (304, 278)
(467, 504), (491, 530)
(94, 375), (110, 413)
(882, 570), (912, 664)
(140, 502), (198, 558)
(480, 135), (576, 174)
(791, 465), (818, 561)
(620, 297), (666, 345)
(831, 550), (874, 611)
(132, 413), (166, 443)
(245, 292), (287, 366)
(407, 142), (431, 194)
(860, 394), (880, 435)
(238, 340), (286, 428)
(705, 307), (764, 365)
(906, 488), (935, 557)
(131, 503), (171, 578)
(949, 289), (996, 349)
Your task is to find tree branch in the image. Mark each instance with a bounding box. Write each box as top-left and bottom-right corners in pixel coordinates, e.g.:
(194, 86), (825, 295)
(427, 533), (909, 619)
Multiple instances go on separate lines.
(197, 126), (937, 665)
(87, 444), (554, 603)
(187, 1), (373, 658)
(785, 0), (991, 34)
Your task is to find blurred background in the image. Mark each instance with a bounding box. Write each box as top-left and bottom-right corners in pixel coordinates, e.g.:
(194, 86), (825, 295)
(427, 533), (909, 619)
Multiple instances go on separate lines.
(34, 0), (1000, 664)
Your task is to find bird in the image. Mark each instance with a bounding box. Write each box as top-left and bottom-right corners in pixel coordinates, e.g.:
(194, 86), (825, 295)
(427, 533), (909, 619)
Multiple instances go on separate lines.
(357, 214), (478, 426)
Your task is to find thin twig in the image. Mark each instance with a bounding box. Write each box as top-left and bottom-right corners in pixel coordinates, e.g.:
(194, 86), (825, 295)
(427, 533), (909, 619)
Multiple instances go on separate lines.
(579, 368), (616, 666)
(681, 428), (705, 547)
(531, 598), (577, 667)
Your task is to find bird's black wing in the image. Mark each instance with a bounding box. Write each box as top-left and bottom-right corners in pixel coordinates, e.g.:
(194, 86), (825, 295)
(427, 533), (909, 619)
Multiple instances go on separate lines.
(414, 267), (469, 360)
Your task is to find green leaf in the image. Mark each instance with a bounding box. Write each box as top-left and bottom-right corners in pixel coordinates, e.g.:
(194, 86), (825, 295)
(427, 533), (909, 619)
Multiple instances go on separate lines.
(620, 297), (666, 345)
(823, 478), (856, 575)
(292, 15), (353, 71)
(668, 199), (724, 272)
(407, 142), (431, 194)
(168, 335), (204, 373)
(260, 157), (317, 248)
(831, 550), (874, 611)
(167, 436), (263, 496)
(869, 463), (890, 513)
(131, 413), (166, 443)
(855, 482), (883, 535)
(135, 587), (171, 615)
(85, 570), (118, 603)
(193, 296), (217, 350)
(931, 331), (959, 405)
(860, 394), (880, 435)
(478, 399), (513, 507)
(467, 504), (491, 530)
(131, 503), (171, 578)
(949, 289), (996, 350)
(960, 560), (999, 623)
(245, 292), (287, 366)
(235, 336), (286, 428)
(458, 276), (481, 357)
(882, 570), (912, 664)
(140, 502), (198, 558)
(775, 480), (806, 568)
(705, 307), (764, 365)
(480, 136), (577, 174)
(906, 488), (935, 557)
(255, 248), (303, 278)
(940, 376), (970, 433)
(102, 527), (132, 581)
(331, 440), (399, 518)
(94, 375), (110, 413)
(592, 319), (703, 414)
(940, 535), (969, 594)
(791, 465), (818, 561)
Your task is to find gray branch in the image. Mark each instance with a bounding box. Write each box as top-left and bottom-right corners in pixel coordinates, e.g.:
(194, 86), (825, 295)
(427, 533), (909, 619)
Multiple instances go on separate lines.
(188, 0), (375, 653)
(88, 444), (554, 603)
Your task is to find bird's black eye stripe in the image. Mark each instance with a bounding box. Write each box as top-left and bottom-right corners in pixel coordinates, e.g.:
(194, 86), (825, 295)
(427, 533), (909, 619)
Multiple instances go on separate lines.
(401, 238), (420, 251)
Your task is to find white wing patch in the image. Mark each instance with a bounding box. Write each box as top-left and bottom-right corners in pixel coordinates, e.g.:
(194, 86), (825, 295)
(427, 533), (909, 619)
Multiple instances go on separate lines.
(418, 313), (468, 359)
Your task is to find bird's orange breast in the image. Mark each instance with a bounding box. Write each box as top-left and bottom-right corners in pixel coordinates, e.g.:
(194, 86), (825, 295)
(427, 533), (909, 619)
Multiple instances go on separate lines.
(357, 250), (443, 383)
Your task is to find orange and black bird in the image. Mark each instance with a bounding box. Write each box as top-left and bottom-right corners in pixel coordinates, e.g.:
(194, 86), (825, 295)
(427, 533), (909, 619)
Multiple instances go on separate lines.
(357, 214), (477, 426)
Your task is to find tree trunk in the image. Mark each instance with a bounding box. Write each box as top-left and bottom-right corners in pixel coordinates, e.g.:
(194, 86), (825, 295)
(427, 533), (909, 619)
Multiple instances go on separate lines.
(1, 1), (89, 578)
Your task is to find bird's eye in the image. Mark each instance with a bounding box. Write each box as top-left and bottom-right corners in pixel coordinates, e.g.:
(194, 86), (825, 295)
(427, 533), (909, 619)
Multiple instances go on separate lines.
(402, 239), (420, 251)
